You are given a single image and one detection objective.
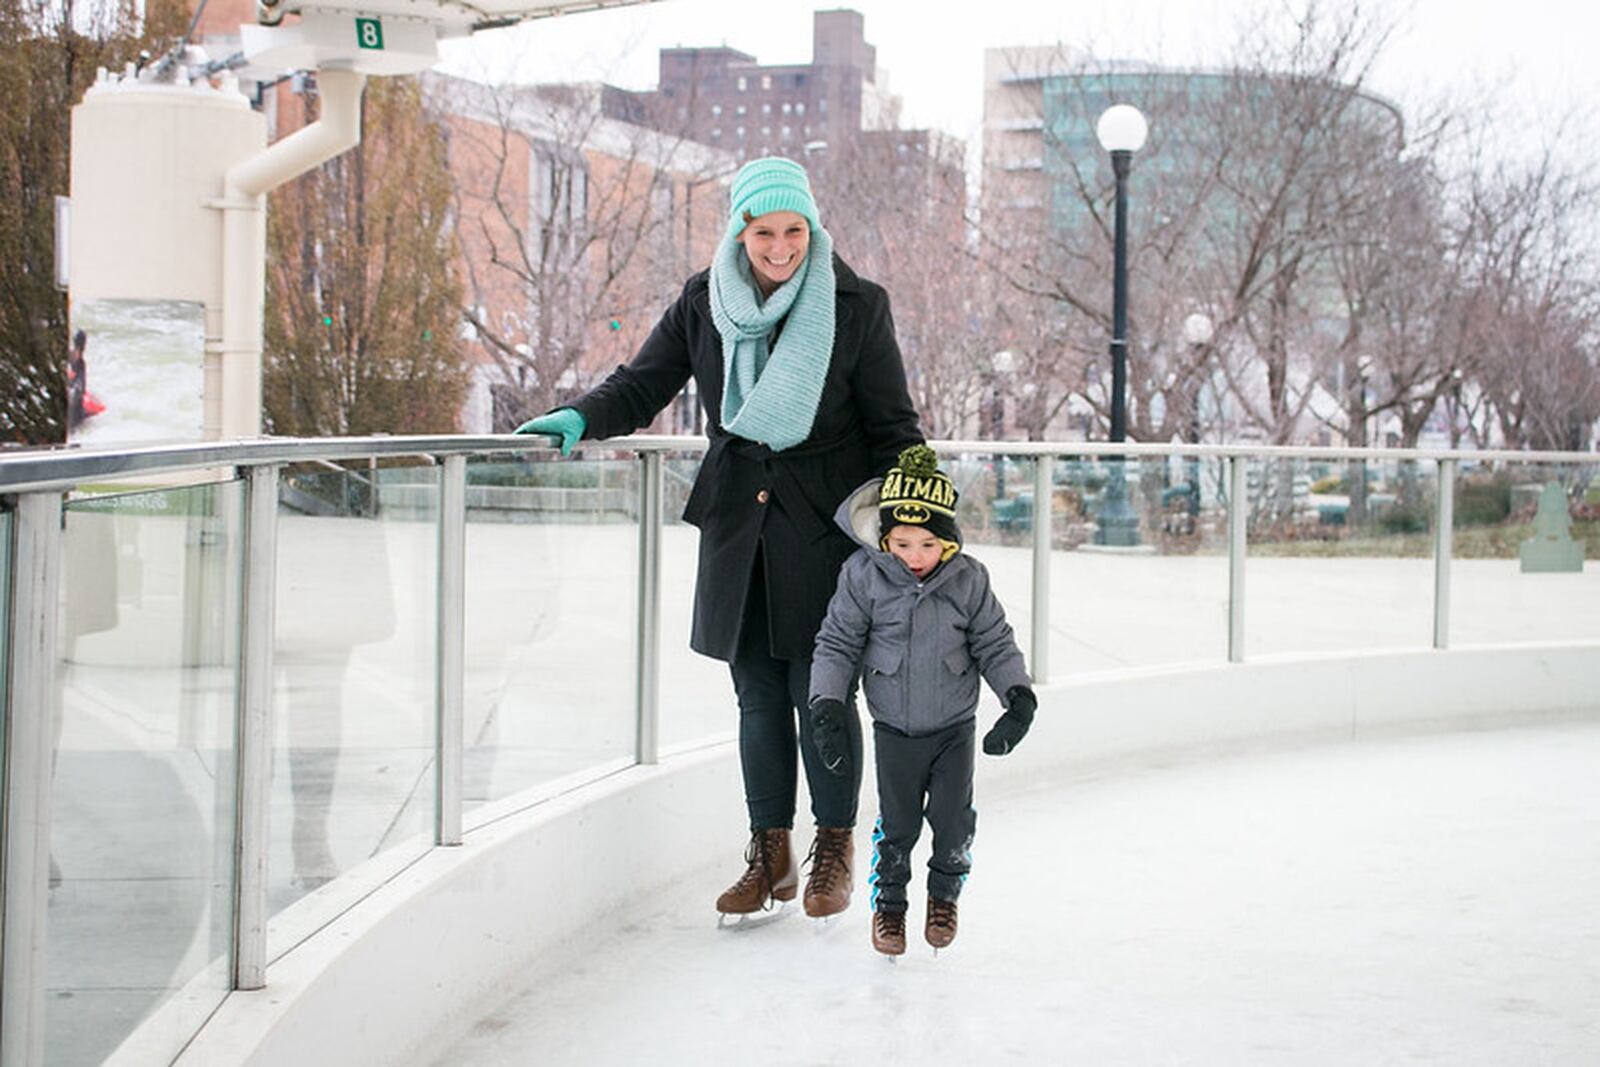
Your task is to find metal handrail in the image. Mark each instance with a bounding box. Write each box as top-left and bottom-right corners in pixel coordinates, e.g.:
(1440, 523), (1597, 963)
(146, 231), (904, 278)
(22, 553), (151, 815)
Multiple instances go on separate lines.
(3, 433), (1595, 495)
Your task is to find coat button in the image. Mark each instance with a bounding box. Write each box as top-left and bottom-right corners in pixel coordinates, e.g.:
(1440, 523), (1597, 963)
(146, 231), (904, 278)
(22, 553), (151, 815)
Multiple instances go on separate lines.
(756, 489), (770, 504)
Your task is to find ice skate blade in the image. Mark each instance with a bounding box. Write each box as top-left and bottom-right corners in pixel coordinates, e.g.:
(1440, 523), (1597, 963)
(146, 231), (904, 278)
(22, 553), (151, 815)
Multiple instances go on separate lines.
(716, 901), (794, 931)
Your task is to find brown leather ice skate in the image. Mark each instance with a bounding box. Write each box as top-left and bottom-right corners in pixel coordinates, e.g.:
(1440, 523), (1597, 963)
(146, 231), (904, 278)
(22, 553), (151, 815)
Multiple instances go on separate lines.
(871, 909), (907, 956)
(925, 897), (958, 949)
(715, 828), (797, 914)
(802, 826), (853, 917)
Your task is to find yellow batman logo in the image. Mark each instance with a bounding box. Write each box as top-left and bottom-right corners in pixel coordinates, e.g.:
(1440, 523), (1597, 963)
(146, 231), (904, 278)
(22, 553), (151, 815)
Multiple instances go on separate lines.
(892, 503), (931, 525)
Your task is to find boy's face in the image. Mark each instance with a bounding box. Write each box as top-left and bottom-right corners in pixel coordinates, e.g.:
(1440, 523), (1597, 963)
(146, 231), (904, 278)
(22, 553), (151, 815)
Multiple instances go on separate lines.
(886, 525), (943, 579)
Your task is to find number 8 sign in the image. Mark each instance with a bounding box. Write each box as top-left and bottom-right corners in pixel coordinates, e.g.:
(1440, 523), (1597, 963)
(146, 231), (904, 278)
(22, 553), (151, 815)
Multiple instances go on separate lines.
(355, 17), (384, 49)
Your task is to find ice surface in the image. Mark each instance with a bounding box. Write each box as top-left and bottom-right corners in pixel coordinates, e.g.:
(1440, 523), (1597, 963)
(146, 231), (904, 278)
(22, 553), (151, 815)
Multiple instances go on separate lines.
(425, 722), (1600, 1066)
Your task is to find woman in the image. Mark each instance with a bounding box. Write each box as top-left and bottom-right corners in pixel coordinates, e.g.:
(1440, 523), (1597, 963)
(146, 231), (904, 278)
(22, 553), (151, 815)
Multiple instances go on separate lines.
(517, 156), (922, 919)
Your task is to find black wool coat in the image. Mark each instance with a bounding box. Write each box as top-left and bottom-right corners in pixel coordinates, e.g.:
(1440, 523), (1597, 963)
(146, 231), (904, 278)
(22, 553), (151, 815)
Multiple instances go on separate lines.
(569, 254), (923, 662)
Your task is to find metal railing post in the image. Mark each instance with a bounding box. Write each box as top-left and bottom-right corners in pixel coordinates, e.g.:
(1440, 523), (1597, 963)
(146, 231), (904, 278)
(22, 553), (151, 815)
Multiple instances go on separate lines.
(436, 456), (465, 846)
(1227, 456), (1248, 663)
(1030, 454), (1053, 683)
(233, 464), (277, 991)
(1433, 459), (1455, 650)
(635, 451), (662, 765)
(2, 490), (64, 1067)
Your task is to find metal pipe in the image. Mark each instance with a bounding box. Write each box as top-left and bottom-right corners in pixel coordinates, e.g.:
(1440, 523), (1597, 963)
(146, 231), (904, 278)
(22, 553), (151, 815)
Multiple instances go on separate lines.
(436, 456), (466, 845)
(1228, 456), (1248, 663)
(1434, 459), (1456, 650)
(634, 451), (662, 765)
(217, 69), (367, 441)
(233, 464), (278, 990)
(1, 491), (64, 1067)
(1030, 454), (1053, 683)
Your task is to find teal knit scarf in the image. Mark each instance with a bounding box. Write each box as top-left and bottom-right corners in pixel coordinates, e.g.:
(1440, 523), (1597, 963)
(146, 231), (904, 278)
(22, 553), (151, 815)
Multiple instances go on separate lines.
(709, 226), (836, 451)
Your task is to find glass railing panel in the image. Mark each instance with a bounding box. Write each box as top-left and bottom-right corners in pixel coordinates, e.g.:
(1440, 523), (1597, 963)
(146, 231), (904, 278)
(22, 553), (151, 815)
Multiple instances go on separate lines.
(1245, 455), (1435, 656)
(270, 463), (437, 933)
(1450, 460), (1600, 645)
(459, 452), (639, 813)
(951, 453), (1036, 664)
(655, 451), (730, 751)
(50, 480), (241, 1066)
(1041, 454), (1230, 674)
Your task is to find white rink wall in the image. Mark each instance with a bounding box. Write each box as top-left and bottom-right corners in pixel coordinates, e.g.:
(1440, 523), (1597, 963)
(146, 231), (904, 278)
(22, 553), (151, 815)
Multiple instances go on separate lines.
(166, 642), (1600, 1067)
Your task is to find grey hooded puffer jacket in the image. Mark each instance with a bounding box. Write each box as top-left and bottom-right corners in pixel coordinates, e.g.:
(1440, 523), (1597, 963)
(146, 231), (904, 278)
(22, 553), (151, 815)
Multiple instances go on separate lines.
(809, 478), (1031, 736)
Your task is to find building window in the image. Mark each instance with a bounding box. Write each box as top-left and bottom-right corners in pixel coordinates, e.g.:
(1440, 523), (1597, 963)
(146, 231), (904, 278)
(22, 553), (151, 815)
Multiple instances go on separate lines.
(736, 125), (745, 138)
(796, 102), (805, 116)
(781, 102), (792, 115)
(736, 76), (747, 91)
(762, 103), (771, 115)
(761, 125), (770, 136)
(761, 74), (772, 90)
(711, 127), (721, 138)
(711, 104), (722, 116)
(780, 125), (791, 140)
(736, 104), (746, 116)
(819, 99), (828, 114)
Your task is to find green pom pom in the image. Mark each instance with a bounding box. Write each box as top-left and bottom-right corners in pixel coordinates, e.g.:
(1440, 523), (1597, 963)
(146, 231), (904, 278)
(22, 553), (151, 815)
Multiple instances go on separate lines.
(896, 444), (939, 477)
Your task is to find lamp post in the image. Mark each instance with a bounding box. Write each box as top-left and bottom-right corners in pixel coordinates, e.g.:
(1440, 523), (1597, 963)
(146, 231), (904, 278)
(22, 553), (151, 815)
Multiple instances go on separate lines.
(1182, 311), (1213, 525)
(1093, 104), (1147, 547)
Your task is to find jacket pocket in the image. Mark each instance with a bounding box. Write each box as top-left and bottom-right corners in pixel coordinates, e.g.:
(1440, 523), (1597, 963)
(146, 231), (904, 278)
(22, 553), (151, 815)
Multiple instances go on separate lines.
(861, 644), (903, 717)
(942, 649), (980, 720)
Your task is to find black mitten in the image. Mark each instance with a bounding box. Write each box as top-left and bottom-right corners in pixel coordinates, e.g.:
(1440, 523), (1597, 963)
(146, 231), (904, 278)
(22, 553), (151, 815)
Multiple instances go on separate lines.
(982, 685), (1036, 756)
(809, 697), (851, 777)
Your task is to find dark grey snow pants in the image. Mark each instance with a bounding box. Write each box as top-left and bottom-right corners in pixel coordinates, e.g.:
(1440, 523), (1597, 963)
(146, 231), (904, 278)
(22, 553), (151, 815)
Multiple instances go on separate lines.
(868, 718), (977, 914)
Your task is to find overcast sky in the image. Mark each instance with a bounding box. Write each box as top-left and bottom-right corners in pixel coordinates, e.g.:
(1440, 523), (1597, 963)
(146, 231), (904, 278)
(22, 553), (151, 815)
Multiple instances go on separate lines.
(436, 0), (1597, 161)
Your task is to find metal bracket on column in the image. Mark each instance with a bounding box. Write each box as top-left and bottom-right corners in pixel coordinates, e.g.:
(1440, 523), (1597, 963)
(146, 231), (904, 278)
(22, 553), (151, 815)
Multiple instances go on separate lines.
(436, 456), (465, 846)
(1030, 454), (1053, 684)
(1433, 459), (1456, 649)
(635, 451), (662, 766)
(233, 464), (278, 991)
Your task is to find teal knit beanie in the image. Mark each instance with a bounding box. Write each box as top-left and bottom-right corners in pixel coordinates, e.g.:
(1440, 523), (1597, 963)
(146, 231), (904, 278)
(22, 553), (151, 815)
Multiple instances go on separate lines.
(727, 156), (821, 238)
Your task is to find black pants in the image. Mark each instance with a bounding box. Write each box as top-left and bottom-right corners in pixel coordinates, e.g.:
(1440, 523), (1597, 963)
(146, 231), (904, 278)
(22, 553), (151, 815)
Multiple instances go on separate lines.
(868, 719), (977, 913)
(728, 550), (862, 831)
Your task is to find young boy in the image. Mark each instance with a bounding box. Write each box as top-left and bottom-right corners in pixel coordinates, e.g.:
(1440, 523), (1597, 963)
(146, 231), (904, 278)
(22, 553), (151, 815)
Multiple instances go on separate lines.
(808, 444), (1037, 956)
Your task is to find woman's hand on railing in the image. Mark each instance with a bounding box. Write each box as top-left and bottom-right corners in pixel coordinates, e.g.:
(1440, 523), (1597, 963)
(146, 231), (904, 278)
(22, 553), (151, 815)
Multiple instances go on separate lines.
(514, 409), (586, 457)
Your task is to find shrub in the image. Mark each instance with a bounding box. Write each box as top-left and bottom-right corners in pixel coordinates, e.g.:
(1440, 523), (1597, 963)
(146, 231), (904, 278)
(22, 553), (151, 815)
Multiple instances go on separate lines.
(1378, 500), (1430, 534)
(1455, 477), (1512, 527)
(1310, 474), (1345, 494)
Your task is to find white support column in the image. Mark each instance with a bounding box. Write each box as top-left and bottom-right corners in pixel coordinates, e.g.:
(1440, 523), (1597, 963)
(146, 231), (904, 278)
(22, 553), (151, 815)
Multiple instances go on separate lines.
(1, 491), (64, 1067)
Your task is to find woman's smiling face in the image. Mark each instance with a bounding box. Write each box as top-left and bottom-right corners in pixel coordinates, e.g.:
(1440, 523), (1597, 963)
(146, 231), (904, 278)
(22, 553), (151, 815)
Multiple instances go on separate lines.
(737, 210), (810, 295)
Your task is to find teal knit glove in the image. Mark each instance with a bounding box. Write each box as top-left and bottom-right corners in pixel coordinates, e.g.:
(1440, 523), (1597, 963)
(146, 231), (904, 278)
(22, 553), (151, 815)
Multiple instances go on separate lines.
(514, 408), (586, 456)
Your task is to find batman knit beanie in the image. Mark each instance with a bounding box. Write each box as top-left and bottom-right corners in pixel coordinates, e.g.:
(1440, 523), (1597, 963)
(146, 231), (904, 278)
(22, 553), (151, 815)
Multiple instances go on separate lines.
(879, 444), (961, 558)
(727, 156), (821, 238)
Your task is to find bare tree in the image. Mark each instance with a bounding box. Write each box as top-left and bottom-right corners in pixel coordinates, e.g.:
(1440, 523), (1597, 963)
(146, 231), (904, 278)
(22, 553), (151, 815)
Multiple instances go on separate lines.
(263, 76), (469, 435)
(1452, 146), (1600, 453)
(427, 74), (727, 429)
(801, 134), (997, 437)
